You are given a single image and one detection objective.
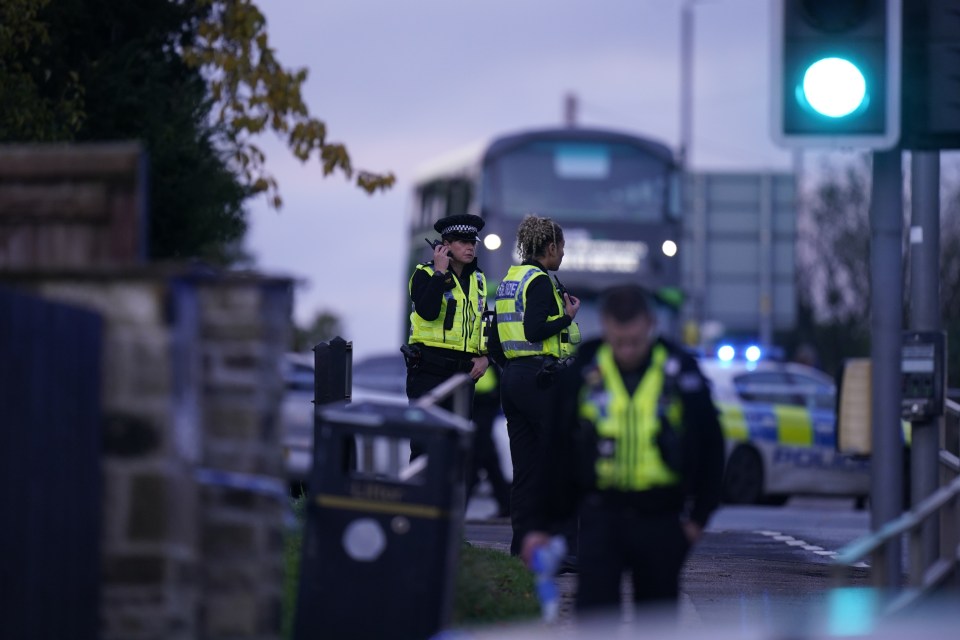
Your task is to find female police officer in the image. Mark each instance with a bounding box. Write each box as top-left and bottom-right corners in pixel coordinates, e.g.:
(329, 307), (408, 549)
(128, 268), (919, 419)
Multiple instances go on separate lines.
(405, 213), (490, 458)
(495, 214), (580, 555)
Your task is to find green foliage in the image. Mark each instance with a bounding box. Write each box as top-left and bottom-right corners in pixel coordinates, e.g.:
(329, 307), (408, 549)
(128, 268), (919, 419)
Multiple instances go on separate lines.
(184, 0), (395, 207)
(292, 310), (344, 352)
(796, 155), (960, 384)
(1, 0), (394, 263)
(0, 0), (84, 141)
(0, 0), (249, 262)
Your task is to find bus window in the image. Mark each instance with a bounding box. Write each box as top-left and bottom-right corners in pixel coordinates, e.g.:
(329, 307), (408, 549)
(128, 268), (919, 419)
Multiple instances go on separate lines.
(488, 140), (669, 223)
(419, 182), (448, 228)
(447, 180), (472, 218)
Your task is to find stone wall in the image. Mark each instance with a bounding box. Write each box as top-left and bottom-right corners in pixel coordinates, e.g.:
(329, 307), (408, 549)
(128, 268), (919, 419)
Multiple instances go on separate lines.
(3, 269), (292, 639)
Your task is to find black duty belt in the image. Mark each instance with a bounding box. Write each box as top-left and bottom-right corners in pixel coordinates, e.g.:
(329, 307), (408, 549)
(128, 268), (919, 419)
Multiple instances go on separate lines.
(419, 349), (475, 374)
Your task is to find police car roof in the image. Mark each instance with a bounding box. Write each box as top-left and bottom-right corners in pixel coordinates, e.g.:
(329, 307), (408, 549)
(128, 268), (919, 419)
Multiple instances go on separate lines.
(696, 358), (834, 402)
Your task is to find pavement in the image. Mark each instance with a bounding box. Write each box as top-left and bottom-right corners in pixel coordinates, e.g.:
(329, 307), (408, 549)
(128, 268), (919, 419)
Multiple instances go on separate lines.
(462, 497), (876, 636)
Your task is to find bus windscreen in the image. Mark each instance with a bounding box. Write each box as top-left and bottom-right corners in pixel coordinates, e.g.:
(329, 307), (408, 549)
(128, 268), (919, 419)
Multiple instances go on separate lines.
(488, 140), (668, 222)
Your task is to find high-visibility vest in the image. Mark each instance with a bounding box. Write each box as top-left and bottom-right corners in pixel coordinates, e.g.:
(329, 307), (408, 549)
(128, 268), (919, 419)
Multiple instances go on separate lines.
(579, 343), (682, 491)
(494, 264), (579, 359)
(408, 263), (487, 354)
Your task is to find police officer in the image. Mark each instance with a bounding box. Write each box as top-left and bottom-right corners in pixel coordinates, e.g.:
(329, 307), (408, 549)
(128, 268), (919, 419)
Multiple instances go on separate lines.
(495, 214), (581, 555)
(522, 284), (725, 619)
(405, 213), (490, 458)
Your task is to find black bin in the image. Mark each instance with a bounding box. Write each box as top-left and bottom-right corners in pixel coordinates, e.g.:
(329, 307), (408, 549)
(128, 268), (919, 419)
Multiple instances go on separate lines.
(293, 399), (472, 640)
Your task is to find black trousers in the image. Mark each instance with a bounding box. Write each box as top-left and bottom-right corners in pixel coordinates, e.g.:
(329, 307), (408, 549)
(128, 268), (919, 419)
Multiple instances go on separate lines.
(466, 392), (511, 517)
(576, 496), (691, 615)
(405, 366), (475, 460)
(500, 357), (553, 555)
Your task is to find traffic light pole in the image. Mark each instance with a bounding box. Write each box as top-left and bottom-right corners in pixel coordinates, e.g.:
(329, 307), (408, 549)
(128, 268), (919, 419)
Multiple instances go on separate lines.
(870, 148), (904, 589)
(908, 150), (941, 572)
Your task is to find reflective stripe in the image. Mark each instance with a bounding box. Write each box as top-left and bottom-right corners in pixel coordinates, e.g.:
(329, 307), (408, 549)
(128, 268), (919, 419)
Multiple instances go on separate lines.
(501, 340), (543, 352)
(719, 402), (749, 442)
(474, 271), (484, 314)
(580, 344), (678, 491)
(514, 268), (541, 314)
(408, 262), (486, 354)
(495, 264), (577, 359)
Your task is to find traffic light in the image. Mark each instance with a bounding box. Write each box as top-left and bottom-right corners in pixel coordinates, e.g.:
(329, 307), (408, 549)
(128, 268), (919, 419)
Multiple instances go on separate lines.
(901, 2), (960, 150)
(772, 0), (901, 149)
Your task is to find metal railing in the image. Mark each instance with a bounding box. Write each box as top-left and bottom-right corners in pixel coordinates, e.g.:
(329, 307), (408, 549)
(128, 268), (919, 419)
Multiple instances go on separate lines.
(832, 398), (960, 613)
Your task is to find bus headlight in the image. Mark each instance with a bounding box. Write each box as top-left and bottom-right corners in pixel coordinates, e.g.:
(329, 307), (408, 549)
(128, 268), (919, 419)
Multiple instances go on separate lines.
(484, 234), (502, 250)
(661, 239), (677, 257)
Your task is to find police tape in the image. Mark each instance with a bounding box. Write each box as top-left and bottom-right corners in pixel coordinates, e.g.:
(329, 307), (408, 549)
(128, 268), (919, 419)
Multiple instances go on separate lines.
(194, 467), (290, 502)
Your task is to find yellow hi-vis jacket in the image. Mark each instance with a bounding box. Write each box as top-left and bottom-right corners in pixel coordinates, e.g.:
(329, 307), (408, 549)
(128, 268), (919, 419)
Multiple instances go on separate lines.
(494, 264), (579, 359)
(408, 263), (487, 354)
(579, 343), (682, 491)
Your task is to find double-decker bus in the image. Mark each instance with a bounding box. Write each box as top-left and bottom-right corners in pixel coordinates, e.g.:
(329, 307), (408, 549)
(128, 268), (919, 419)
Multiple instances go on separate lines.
(405, 126), (683, 339)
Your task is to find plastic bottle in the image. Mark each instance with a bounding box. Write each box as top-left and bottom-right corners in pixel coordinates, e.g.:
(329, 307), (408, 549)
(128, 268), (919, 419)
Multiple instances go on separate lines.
(530, 535), (567, 623)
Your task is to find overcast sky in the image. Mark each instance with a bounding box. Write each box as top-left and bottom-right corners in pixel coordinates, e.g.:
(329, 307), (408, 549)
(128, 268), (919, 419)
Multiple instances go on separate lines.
(243, 0), (795, 360)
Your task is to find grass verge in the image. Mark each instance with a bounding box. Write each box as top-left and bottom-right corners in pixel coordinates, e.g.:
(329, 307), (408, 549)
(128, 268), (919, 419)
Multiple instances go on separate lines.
(452, 543), (539, 626)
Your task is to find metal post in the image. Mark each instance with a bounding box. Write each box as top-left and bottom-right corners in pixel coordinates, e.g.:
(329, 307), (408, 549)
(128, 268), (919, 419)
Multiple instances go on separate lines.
(870, 149), (904, 589)
(909, 151), (941, 569)
(758, 174), (773, 347)
(679, 2), (694, 171)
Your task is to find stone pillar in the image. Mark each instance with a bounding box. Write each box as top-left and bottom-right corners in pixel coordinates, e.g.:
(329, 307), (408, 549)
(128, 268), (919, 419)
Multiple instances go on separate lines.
(1, 270), (293, 640)
(196, 278), (292, 640)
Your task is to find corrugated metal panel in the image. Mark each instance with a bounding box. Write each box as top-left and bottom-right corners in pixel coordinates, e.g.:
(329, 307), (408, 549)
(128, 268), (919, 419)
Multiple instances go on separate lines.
(0, 287), (102, 640)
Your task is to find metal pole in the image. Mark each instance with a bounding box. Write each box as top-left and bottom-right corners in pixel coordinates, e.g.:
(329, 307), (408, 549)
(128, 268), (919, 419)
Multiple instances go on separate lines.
(759, 174), (773, 347)
(870, 148), (904, 589)
(679, 1), (694, 171)
(909, 150), (941, 568)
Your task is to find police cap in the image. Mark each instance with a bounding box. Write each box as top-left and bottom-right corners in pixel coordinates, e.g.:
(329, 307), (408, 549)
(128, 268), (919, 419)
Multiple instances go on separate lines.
(434, 214), (484, 241)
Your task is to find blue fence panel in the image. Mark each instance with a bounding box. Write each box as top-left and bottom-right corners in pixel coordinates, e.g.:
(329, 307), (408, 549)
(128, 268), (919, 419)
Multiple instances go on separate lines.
(0, 287), (102, 640)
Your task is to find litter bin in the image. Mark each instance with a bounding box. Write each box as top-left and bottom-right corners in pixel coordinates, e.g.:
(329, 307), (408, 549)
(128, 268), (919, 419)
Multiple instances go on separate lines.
(293, 398), (472, 640)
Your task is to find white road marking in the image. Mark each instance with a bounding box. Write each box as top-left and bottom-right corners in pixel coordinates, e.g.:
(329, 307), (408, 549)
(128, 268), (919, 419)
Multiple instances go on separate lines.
(753, 530), (868, 566)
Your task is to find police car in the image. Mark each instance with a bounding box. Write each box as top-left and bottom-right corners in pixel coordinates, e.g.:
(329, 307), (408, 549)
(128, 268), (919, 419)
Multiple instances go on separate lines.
(699, 346), (870, 505)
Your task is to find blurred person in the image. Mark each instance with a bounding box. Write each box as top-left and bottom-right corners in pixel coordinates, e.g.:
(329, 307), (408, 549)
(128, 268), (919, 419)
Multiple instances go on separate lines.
(465, 366), (511, 517)
(495, 213), (581, 555)
(404, 214), (490, 459)
(522, 284), (725, 620)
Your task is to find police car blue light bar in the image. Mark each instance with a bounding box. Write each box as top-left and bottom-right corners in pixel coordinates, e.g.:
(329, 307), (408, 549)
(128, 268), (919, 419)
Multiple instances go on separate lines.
(745, 345), (762, 363)
(717, 345), (735, 362)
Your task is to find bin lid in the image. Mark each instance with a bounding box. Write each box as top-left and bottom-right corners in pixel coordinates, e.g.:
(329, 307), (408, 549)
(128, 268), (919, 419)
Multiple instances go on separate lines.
(318, 398), (473, 434)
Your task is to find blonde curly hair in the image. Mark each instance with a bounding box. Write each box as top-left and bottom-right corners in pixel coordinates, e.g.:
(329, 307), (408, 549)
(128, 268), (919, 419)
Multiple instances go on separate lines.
(515, 214), (564, 261)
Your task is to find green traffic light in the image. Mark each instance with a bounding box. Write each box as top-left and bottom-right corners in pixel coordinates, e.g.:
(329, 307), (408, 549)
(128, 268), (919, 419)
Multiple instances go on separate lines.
(798, 57), (868, 118)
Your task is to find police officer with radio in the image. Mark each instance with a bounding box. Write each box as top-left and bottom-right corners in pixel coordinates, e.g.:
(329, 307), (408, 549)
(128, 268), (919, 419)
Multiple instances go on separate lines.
(404, 214), (490, 458)
(522, 284), (725, 619)
(496, 214), (581, 556)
